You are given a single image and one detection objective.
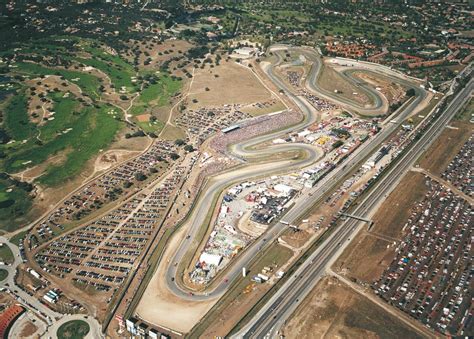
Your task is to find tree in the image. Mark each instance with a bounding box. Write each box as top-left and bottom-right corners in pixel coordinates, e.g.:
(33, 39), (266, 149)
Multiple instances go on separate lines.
(134, 172), (147, 181)
(170, 153), (180, 161)
(406, 88), (416, 97)
(175, 139), (185, 146)
(184, 145), (195, 152)
(332, 140), (344, 149)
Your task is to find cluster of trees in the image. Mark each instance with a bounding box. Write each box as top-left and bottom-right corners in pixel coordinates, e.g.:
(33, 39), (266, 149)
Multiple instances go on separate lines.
(0, 173), (34, 193)
(125, 130), (146, 139)
(175, 138), (195, 153)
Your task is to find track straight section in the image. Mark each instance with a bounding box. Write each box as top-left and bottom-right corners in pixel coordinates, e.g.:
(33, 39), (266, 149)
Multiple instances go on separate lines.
(235, 78), (473, 339)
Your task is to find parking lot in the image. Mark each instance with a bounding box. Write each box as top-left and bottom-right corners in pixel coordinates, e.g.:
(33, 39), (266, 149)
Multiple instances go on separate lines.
(175, 104), (251, 144)
(373, 177), (472, 336)
(33, 164), (190, 301)
(441, 134), (472, 196)
(26, 140), (178, 249)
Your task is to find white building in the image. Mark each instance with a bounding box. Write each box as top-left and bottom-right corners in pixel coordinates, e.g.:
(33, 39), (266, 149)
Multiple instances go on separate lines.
(234, 47), (257, 57)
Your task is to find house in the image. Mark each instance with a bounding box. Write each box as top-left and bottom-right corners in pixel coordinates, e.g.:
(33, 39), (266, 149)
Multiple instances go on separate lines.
(234, 47), (256, 57)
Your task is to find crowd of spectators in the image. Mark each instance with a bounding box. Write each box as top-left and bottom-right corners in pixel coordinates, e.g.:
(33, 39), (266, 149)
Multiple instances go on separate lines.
(210, 110), (303, 154)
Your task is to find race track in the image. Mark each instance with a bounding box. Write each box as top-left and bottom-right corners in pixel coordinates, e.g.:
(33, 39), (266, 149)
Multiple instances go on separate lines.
(145, 45), (426, 313)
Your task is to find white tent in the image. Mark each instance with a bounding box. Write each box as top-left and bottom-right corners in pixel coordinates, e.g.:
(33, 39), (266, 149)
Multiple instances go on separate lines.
(199, 252), (222, 267)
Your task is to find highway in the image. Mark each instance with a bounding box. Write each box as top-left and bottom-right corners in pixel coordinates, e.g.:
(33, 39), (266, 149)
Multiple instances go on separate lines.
(163, 44), (428, 302)
(233, 77), (473, 339)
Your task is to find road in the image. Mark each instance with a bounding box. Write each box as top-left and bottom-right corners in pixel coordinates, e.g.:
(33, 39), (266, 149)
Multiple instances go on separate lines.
(164, 44), (428, 301)
(234, 77), (473, 339)
(0, 236), (104, 338)
(0, 236), (60, 324)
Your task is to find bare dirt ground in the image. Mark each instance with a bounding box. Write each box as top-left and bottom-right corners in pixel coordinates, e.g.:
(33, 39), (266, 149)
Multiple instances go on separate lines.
(282, 276), (424, 339)
(108, 132), (151, 151)
(237, 212), (267, 237)
(418, 121), (473, 175)
(93, 149), (141, 173)
(334, 172), (427, 282)
(280, 229), (313, 249)
(135, 221), (218, 334)
(186, 61), (272, 109)
(319, 61), (372, 107)
(354, 71), (407, 105)
(240, 98), (286, 116)
(196, 244), (294, 338)
(18, 320), (39, 337)
(15, 148), (71, 182)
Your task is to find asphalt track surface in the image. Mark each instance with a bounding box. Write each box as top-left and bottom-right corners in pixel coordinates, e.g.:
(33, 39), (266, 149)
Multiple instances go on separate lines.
(235, 78), (473, 339)
(302, 49), (384, 115)
(163, 45), (427, 305)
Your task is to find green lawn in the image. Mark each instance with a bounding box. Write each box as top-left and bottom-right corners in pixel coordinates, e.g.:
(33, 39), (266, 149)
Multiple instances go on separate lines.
(9, 230), (27, 247)
(57, 320), (90, 339)
(139, 76), (181, 106)
(79, 42), (137, 92)
(77, 57), (135, 92)
(4, 92), (35, 141)
(137, 120), (164, 134)
(0, 179), (33, 233)
(0, 243), (14, 264)
(14, 62), (102, 99)
(38, 104), (121, 186)
(0, 44), (122, 197)
(1, 93), (121, 185)
(40, 93), (80, 143)
(0, 269), (8, 281)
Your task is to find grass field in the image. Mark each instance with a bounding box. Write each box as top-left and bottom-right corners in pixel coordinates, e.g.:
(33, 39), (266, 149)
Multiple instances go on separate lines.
(137, 120), (164, 134)
(133, 76), (181, 112)
(131, 75), (181, 133)
(57, 320), (90, 339)
(0, 243), (14, 264)
(9, 230), (27, 246)
(40, 93), (80, 142)
(141, 76), (181, 104)
(1, 84), (121, 185)
(14, 62), (101, 99)
(0, 178), (33, 233)
(454, 98), (473, 121)
(3, 92), (35, 141)
(38, 104), (121, 186)
(79, 42), (137, 92)
(0, 269), (8, 281)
